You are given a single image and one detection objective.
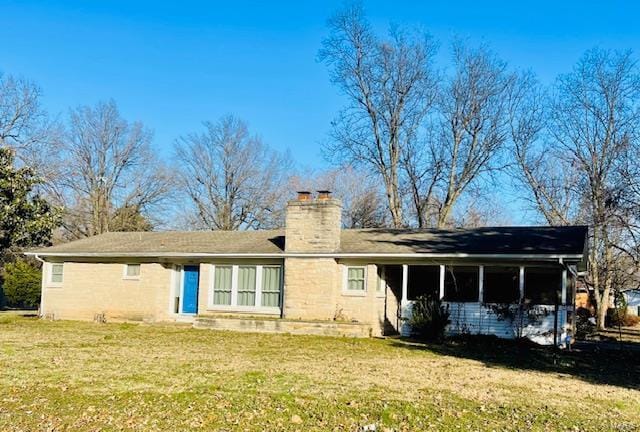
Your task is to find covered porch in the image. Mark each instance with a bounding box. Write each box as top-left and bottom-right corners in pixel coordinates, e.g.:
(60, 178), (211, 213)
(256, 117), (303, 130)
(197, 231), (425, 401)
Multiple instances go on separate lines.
(378, 261), (577, 345)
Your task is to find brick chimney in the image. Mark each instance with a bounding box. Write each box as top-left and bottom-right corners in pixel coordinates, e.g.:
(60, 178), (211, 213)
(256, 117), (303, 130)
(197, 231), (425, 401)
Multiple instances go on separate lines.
(285, 191), (342, 253)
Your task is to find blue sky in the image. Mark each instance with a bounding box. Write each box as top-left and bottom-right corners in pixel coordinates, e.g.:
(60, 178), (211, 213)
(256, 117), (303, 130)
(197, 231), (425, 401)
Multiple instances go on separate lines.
(0, 0), (637, 221)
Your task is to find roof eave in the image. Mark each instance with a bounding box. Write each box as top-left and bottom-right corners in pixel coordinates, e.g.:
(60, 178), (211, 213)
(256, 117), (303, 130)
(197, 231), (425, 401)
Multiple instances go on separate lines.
(25, 251), (585, 260)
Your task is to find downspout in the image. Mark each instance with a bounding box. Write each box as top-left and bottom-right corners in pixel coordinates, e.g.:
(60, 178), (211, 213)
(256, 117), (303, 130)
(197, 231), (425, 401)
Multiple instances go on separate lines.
(33, 254), (46, 318)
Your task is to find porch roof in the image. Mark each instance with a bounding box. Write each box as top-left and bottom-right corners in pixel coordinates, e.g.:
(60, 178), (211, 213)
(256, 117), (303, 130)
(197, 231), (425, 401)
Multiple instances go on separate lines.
(27, 226), (587, 260)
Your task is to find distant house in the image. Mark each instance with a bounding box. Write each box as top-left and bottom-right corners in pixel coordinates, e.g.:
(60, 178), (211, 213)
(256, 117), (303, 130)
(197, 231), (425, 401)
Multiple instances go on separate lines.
(28, 191), (588, 345)
(623, 289), (640, 316)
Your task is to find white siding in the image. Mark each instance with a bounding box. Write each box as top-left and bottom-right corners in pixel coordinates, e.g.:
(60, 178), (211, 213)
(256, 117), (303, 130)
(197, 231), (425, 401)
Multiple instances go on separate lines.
(401, 301), (569, 346)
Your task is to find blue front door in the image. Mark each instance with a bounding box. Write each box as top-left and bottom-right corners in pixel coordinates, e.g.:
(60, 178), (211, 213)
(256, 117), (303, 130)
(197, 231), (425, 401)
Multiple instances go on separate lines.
(182, 265), (200, 314)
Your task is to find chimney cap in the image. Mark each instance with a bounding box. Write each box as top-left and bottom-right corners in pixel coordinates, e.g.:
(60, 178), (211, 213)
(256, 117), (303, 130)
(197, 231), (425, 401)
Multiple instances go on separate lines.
(296, 191), (312, 201)
(317, 190), (332, 200)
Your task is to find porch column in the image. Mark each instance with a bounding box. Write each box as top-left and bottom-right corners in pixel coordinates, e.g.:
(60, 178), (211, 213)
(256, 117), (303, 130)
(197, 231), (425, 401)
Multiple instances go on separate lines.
(561, 269), (568, 305)
(478, 265), (484, 303)
(519, 266), (525, 301)
(401, 264), (408, 305)
(439, 265), (445, 300)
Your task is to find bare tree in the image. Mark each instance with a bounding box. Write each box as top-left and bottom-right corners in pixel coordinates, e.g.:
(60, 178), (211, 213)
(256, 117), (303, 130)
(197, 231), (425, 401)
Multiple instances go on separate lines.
(450, 188), (512, 228)
(511, 49), (640, 329)
(0, 73), (61, 180)
(508, 72), (584, 225)
(174, 115), (291, 230)
(428, 42), (514, 228)
(109, 205), (154, 232)
(56, 100), (170, 238)
(319, 3), (438, 228)
(552, 49), (640, 329)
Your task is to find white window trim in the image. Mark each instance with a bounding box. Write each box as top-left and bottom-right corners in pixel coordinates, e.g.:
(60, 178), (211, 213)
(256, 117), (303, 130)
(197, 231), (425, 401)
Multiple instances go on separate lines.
(207, 264), (282, 315)
(47, 262), (64, 287)
(122, 263), (141, 280)
(343, 265), (367, 297)
(169, 265), (183, 316)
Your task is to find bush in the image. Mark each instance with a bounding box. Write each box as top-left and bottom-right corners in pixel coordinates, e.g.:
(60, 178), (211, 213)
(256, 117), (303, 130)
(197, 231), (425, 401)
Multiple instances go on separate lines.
(407, 295), (450, 342)
(2, 259), (41, 309)
(575, 307), (595, 340)
(623, 314), (640, 327)
(607, 307), (640, 328)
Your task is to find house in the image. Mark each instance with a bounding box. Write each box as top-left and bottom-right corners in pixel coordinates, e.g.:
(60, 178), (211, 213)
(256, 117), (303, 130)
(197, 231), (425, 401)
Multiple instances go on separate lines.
(623, 289), (640, 316)
(27, 191), (588, 345)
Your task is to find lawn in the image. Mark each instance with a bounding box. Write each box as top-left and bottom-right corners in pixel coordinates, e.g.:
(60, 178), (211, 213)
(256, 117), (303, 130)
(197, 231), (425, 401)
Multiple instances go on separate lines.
(1, 316), (639, 431)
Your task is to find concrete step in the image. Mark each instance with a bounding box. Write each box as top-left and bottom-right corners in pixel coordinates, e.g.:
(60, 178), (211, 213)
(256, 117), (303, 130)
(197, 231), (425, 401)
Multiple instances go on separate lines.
(194, 316), (372, 338)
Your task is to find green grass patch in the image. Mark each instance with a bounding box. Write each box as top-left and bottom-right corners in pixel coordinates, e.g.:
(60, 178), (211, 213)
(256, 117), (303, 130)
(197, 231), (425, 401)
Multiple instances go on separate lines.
(0, 318), (638, 431)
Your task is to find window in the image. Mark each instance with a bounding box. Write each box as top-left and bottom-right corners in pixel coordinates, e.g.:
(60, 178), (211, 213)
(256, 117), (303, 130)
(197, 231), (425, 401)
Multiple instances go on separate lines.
(524, 267), (562, 305)
(213, 266), (232, 305)
(237, 266), (257, 306)
(345, 266), (366, 292)
(261, 266), (281, 307)
(408, 265), (440, 300)
(444, 266), (479, 302)
(50, 263), (64, 284)
(124, 264), (141, 279)
(483, 266), (520, 303)
(210, 264), (282, 311)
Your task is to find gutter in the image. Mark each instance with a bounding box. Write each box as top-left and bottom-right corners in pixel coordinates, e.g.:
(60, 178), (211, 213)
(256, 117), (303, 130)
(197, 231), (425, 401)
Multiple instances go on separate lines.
(31, 254), (46, 318)
(24, 251), (585, 260)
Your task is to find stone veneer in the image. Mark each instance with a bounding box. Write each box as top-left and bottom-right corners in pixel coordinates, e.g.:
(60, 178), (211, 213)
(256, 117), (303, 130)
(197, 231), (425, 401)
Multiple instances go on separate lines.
(41, 262), (173, 322)
(285, 198), (342, 253)
(281, 196), (387, 336)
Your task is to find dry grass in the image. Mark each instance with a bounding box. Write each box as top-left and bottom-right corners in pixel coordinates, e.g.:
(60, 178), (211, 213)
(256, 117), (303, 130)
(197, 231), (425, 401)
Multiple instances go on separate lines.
(0, 316), (639, 431)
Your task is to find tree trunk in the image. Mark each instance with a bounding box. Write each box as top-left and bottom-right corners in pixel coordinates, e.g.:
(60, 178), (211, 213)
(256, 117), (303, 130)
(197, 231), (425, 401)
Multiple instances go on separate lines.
(596, 286), (610, 331)
(387, 189), (403, 228)
(596, 240), (614, 330)
(437, 189), (459, 228)
(436, 205), (451, 228)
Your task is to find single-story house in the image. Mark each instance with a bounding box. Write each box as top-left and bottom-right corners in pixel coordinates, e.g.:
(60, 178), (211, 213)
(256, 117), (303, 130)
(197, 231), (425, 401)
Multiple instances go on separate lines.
(27, 191), (588, 345)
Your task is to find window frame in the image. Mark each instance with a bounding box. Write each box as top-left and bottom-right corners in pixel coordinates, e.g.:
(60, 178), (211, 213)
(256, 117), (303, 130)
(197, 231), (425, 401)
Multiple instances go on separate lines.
(343, 265), (367, 296)
(261, 265), (283, 307)
(48, 262), (64, 287)
(123, 263), (141, 280)
(207, 264), (282, 314)
(523, 266), (563, 305)
(407, 264), (441, 301)
(482, 265), (521, 304)
(236, 265), (257, 307)
(443, 265), (480, 303)
(211, 265), (233, 306)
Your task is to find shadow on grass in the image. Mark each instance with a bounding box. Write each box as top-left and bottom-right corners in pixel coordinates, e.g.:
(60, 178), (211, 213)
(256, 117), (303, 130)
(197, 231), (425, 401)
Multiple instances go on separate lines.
(389, 335), (640, 390)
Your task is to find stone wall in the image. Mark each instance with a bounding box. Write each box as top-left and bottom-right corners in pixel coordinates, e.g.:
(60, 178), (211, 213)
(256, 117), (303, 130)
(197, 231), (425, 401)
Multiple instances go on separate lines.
(40, 258), (389, 337)
(195, 316), (372, 337)
(283, 258), (387, 336)
(284, 198), (341, 253)
(41, 262), (173, 322)
(283, 257), (340, 320)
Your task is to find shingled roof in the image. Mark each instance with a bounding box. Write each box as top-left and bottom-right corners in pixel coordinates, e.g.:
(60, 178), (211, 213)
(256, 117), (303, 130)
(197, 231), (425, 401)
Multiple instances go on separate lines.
(29, 226), (587, 257)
